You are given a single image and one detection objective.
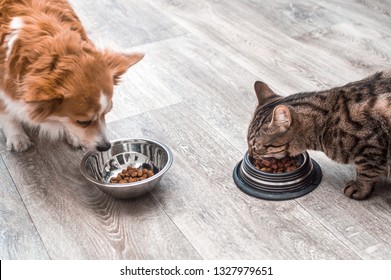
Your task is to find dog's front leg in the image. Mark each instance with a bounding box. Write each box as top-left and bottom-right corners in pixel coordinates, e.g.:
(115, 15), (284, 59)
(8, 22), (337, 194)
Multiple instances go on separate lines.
(65, 131), (84, 150)
(0, 115), (32, 152)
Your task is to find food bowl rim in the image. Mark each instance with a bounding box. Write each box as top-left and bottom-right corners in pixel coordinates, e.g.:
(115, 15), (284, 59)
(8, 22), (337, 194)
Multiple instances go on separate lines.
(80, 138), (173, 188)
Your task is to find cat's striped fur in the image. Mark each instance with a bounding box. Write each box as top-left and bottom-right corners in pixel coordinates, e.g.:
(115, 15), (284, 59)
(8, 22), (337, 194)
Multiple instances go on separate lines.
(247, 71), (391, 200)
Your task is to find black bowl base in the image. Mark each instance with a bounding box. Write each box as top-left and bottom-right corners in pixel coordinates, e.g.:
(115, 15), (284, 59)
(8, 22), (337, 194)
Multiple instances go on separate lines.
(233, 159), (322, 201)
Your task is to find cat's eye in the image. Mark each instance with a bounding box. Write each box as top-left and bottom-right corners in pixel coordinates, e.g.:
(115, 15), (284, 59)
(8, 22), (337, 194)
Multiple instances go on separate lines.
(77, 120), (93, 127)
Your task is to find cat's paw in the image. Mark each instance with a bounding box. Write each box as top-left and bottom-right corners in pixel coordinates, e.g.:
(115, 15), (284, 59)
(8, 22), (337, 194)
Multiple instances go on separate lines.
(343, 180), (373, 200)
(6, 134), (32, 152)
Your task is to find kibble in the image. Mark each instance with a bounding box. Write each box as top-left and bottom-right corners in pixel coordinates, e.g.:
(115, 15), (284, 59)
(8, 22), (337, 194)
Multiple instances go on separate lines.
(110, 166), (155, 184)
(253, 156), (301, 173)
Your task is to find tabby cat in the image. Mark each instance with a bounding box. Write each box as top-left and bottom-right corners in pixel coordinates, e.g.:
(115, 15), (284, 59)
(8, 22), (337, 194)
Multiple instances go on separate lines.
(247, 71), (391, 200)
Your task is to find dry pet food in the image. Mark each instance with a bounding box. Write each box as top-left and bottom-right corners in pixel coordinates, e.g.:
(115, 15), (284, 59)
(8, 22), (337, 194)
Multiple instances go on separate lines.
(110, 166), (155, 183)
(253, 157), (301, 173)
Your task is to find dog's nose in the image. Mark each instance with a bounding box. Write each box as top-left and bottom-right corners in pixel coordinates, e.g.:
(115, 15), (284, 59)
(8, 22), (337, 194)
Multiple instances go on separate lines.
(96, 141), (111, 152)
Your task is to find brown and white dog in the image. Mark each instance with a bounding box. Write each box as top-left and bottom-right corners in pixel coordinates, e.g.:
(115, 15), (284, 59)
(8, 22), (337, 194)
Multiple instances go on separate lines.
(0, 0), (143, 152)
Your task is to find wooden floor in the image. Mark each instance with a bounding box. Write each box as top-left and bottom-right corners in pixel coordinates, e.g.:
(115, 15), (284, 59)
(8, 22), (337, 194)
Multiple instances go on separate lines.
(1, 0), (391, 259)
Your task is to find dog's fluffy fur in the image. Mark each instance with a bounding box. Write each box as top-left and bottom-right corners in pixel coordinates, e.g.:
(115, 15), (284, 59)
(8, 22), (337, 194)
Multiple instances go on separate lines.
(0, 0), (143, 151)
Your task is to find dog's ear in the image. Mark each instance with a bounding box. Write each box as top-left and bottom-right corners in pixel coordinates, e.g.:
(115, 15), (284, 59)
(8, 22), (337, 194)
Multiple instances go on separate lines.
(23, 79), (64, 103)
(23, 55), (65, 102)
(103, 52), (144, 85)
(23, 79), (64, 120)
(23, 88), (64, 103)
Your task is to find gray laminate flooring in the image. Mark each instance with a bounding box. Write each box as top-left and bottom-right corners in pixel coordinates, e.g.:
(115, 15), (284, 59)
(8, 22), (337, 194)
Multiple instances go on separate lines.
(1, 0), (391, 259)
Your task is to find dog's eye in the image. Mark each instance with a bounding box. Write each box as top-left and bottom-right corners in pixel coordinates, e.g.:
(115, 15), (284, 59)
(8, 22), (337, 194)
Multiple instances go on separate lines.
(77, 120), (93, 127)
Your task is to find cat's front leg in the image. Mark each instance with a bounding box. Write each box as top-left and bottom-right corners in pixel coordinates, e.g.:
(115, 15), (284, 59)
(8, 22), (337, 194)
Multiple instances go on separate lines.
(344, 179), (374, 200)
(387, 163), (391, 177)
(344, 161), (387, 200)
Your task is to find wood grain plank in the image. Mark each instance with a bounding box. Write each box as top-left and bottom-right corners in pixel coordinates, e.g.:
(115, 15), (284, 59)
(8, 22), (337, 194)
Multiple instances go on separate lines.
(356, 0), (391, 16)
(0, 155), (49, 259)
(294, 22), (391, 73)
(225, 0), (345, 37)
(151, 0), (369, 93)
(1, 132), (200, 259)
(68, 0), (187, 49)
(316, 0), (391, 36)
(299, 151), (391, 259)
(107, 103), (359, 259)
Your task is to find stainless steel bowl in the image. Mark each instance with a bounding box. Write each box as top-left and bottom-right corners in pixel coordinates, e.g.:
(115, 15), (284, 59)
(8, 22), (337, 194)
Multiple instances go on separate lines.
(81, 138), (173, 199)
(233, 151), (322, 200)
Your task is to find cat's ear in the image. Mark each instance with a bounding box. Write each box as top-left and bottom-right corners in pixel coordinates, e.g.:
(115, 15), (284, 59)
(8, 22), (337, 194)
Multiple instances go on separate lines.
(254, 81), (278, 105)
(270, 105), (291, 131)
